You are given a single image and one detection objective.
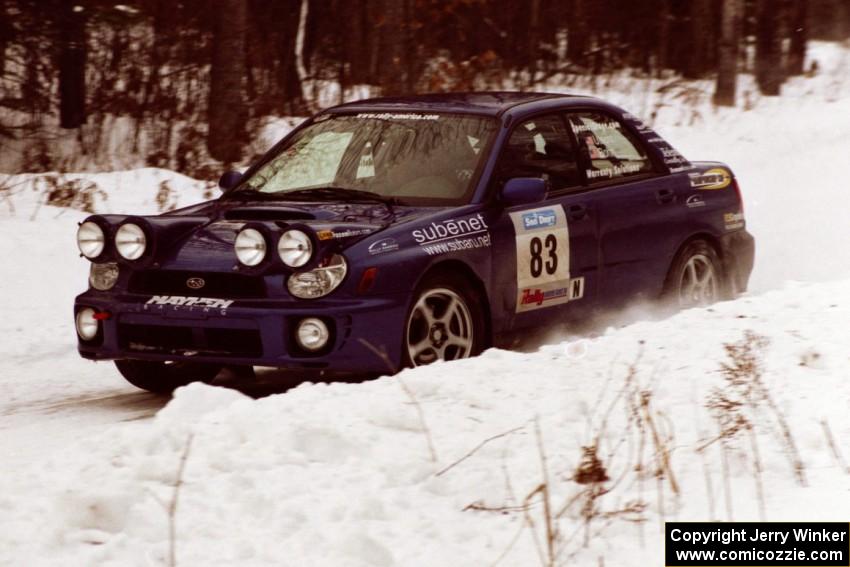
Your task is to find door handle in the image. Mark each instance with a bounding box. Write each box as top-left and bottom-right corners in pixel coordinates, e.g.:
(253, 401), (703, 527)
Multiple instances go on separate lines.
(656, 188), (676, 204)
(567, 204), (587, 221)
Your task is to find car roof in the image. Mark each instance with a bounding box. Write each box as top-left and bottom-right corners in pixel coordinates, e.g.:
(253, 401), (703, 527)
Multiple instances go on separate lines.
(324, 91), (595, 117)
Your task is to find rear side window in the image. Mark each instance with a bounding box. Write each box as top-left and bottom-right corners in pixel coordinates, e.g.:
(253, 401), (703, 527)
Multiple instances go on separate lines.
(567, 112), (653, 183)
(498, 114), (581, 192)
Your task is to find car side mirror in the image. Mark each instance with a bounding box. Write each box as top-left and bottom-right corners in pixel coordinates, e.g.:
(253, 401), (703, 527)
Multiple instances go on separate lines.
(218, 170), (243, 193)
(500, 177), (547, 207)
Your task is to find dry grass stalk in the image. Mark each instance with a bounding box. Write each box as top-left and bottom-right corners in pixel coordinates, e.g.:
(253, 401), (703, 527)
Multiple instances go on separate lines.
(169, 433), (194, 567)
(820, 419), (850, 474)
(639, 391), (679, 495)
(359, 338), (438, 463)
(704, 330), (806, 487)
(437, 425), (526, 477)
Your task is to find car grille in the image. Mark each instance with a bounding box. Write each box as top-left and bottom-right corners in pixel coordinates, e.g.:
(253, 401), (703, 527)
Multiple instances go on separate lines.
(128, 270), (266, 299)
(119, 323), (263, 358)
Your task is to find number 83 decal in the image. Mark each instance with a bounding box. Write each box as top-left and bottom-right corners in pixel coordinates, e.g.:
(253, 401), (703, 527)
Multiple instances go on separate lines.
(529, 234), (558, 277)
(509, 206), (574, 313)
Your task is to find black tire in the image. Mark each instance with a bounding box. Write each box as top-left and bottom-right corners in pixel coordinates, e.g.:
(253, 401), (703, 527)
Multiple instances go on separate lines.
(402, 272), (486, 368)
(662, 239), (724, 310)
(114, 359), (222, 394)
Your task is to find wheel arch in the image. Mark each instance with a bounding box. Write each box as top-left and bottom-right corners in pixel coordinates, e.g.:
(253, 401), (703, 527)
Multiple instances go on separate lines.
(670, 232), (724, 265)
(414, 259), (493, 349)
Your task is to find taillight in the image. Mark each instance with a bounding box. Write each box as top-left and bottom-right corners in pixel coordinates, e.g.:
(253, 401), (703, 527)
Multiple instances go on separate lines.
(732, 177), (744, 215)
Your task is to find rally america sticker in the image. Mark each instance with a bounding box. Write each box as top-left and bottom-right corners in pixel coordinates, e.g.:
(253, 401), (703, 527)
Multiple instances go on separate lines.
(510, 206), (580, 313)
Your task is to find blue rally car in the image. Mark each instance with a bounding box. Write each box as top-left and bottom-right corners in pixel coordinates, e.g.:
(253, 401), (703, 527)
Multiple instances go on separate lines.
(74, 92), (754, 393)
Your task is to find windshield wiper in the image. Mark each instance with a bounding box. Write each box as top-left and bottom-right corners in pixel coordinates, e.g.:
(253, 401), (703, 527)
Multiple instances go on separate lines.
(221, 186), (283, 201)
(284, 187), (402, 206)
(222, 186), (403, 219)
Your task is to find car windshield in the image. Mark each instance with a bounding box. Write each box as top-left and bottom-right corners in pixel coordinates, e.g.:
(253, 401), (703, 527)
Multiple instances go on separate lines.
(235, 113), (498, 205)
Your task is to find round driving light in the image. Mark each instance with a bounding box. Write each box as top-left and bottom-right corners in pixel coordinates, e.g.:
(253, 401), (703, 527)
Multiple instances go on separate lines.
(115, 223), (147, 260)
(278, 230), (313, 268)
(77, 221), (105, 259)
(296, 318), (330, 352)
(235, 228), (267, 266)
(75, 308), (99, 341)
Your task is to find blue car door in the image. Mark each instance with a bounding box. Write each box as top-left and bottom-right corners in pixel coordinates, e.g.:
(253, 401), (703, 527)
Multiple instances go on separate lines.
(487, 113), (600, 333)
(566, 110), (682, 306)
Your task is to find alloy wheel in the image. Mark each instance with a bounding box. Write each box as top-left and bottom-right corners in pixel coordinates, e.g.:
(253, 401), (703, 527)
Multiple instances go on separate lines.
(406, 288), (474, 366)
(678, 254), (718, 307)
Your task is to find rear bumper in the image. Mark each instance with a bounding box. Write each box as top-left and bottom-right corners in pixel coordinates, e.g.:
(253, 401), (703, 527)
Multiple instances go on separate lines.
(74, 291), (410, 374)
(721, 229), (755, 293)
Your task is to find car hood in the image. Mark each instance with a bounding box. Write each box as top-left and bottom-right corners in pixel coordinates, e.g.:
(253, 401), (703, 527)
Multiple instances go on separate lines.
(157, 199), (437, 271)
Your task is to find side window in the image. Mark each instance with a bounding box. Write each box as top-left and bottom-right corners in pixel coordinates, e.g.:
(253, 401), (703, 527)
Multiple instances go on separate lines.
(568, 112), (653, 183)
(499, 114), (580, 192)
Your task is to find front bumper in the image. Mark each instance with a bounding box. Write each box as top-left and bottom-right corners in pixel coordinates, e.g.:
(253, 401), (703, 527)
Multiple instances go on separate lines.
(74, 291), (410, 374)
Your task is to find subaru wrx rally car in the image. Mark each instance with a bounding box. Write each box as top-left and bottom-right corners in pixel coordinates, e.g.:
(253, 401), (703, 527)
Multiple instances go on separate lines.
(74, 92), (754, 393)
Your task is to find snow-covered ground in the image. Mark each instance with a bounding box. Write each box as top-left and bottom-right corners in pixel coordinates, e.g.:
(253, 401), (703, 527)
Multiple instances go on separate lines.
(3, 275), (850, 566)
(1, 42), (849, 566)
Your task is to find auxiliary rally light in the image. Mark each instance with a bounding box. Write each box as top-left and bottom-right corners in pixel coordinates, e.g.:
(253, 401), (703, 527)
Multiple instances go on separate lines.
(296, 318), (330, 351)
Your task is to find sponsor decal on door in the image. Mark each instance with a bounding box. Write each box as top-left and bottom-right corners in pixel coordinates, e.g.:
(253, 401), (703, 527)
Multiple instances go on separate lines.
(510, 205), (581, 312)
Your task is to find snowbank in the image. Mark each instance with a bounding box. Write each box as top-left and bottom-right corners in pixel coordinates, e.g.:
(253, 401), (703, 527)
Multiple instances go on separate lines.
(2, 279), (850, 566)
(0, 167), (213, 219)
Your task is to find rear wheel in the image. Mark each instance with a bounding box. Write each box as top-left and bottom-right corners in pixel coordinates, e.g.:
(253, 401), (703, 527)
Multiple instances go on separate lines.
(663, 240), (723, 309)
(114, 360), (222, 394)
(404, 274), (485, 367)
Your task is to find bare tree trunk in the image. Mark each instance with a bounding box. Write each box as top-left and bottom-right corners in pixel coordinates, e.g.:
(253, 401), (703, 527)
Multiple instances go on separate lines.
(684, 0), (713, 78)
(275, 0), (305, 115)
(787, 0), (808, 75)
(346, 0), (369, 84)
(0, 0), (9, 76)
(656, 0), (671, 75)
(207, 0), (246, 163)
(528, 0), (541, 86)
(714, 0), (741, 106)
(368, 0), (381, 84)
(755, 0), (784, 95)
(566, 0), (587, 63)
(380, 0), (408, 96)
(295, 0), (309, 98)
(135, 0), (170, 150)
(57, 1), (87, 129)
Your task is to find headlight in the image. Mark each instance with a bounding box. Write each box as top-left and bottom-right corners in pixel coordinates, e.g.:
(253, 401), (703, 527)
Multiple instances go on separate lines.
(234, 228), (267, 266)
(278, 230), (313, 268)
(75, 308), (99, 341)
(115, 223), (147, 260)
(287, 254), (347, 299)
(77, 221), (105, 259)
(89, 262), (119, 291)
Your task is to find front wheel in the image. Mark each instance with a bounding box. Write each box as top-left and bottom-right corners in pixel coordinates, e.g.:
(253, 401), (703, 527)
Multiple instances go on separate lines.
(662, 240), (723, 309)
(114, 359), (222, 394)
(404, 275), (485, 367)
